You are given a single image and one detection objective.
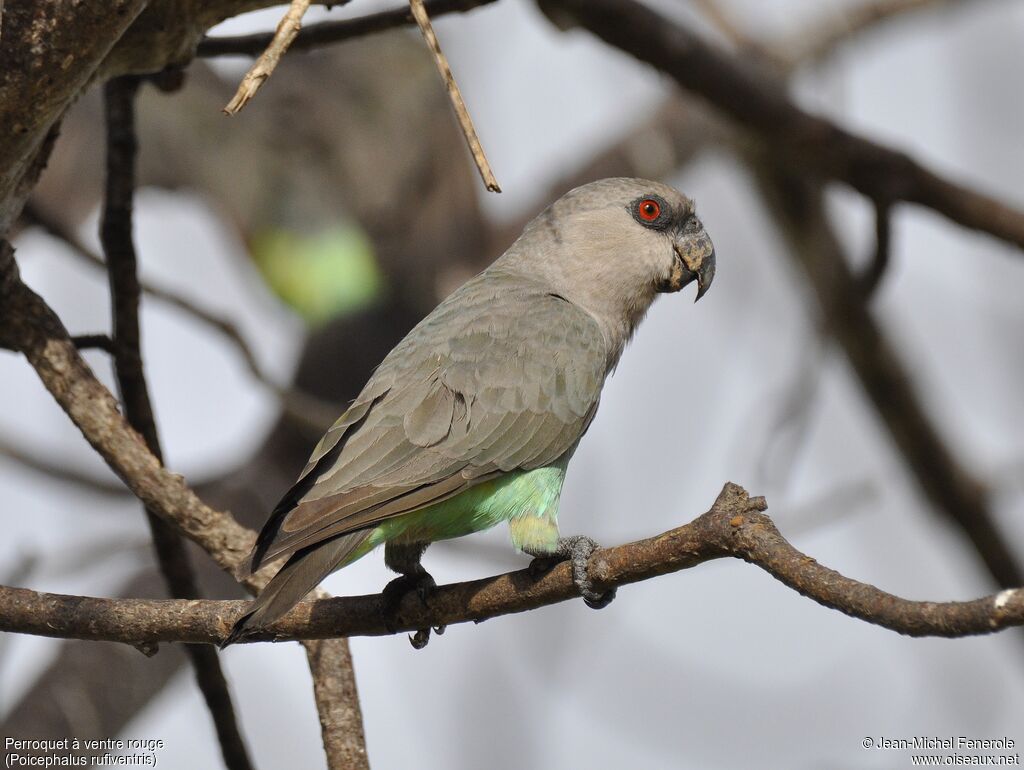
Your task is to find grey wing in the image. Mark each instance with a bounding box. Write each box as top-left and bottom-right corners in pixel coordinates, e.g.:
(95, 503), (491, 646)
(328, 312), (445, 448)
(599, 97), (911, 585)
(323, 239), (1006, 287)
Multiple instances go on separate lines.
(249, 276), (608, 571)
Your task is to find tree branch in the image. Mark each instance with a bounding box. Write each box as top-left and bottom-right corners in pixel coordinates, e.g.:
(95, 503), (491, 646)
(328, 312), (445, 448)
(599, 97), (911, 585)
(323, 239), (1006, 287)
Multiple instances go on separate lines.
(100, 76), (255, 770)
(0, 437), (128, 496)
(197, 0), (498, 57)
(0, 1), (366, 233)
(70, 333), (118, 354)
(303, 639), (369, 770)
(408, 0), (500, 192)
(0, 243), (255, 588)
(859, 197), (894, 298)
(0, 242), (368, 770)
(538, 0), (1024, 253)
(223, 0), (313, 114)
(750, 159), (1023, 590)
(0, 1), (149, 231)
(20, 202), (339, 434)
(788, 0), (976, 65)
(1, 484), (1021, 646)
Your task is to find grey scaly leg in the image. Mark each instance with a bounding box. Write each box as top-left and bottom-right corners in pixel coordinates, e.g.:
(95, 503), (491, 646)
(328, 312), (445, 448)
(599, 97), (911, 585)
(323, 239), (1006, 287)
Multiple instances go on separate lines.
(526, 535), (616, 610)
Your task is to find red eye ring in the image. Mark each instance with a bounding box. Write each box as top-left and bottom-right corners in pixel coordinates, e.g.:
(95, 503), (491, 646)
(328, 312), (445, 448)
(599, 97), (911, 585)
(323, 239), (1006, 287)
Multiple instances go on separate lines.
(638, 198), (661, 222)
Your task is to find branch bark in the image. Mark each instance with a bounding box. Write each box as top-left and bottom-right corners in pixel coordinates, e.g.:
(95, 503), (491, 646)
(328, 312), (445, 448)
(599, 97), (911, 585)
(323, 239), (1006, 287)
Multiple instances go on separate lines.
(1, 484), (1021, 646)
(0, 1), (355, 233)
(0, 1), (149, 230)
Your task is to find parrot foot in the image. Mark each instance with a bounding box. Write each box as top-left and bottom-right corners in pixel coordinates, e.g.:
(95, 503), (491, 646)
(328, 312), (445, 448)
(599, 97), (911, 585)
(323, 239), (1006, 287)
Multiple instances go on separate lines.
(528, 536), (616, 610)
(380, 571), (445, 649)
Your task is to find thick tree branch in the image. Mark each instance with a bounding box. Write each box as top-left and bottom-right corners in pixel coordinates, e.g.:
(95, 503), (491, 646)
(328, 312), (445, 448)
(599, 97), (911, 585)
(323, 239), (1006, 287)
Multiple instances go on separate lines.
(539, 0), (1024, 253)
(0, 1), (149, 231)
(0, 569), (188, 743)
(0, 1), (361, 234)
(100, 76), (254, 770)
(303, 639), (368, 770)
(1, 484), (1021, 646)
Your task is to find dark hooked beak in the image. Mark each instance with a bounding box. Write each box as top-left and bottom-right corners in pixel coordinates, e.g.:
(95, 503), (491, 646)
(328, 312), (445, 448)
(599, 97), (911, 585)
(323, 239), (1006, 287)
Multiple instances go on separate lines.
(665, 222), (716, 301)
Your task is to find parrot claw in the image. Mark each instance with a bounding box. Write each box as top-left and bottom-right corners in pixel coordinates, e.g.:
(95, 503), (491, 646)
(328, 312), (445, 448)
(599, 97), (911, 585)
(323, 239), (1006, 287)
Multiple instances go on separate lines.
(381, 571), (439, 648)
(409, 622), (446, 649)
(529, 536), (617, 610)
(409, 629), (430, 649)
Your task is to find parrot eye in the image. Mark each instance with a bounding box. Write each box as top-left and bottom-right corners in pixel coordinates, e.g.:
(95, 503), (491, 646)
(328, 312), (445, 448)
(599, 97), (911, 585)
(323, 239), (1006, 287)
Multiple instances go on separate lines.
(631, 195), (669, 229)
(638, 199), (660, 221)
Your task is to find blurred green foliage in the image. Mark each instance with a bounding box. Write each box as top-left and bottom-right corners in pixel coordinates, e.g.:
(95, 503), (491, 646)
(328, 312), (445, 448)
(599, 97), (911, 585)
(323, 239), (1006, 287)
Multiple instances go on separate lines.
(251, 224), (384, 325)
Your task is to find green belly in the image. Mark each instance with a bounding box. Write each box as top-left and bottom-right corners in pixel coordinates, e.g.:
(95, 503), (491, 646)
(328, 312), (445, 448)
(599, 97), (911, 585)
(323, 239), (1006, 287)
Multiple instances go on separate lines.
(342, 462), (567, 566)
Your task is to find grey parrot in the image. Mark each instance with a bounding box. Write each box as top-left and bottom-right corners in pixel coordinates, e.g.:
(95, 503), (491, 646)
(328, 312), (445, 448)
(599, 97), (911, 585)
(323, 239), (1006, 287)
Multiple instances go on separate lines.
(224, 177), (715, 647)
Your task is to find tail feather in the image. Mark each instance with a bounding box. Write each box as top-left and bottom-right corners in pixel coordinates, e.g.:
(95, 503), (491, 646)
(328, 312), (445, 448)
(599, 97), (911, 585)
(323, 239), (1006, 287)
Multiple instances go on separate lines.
(221, 531), (370, 648)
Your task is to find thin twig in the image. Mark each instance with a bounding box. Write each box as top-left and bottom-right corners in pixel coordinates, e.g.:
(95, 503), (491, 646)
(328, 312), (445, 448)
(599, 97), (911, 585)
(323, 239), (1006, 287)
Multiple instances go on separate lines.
(408, 0), (501, 192)
(790, 0), (975, 65)
(102, 76), (256, 770)
(197, 0), (499, 57)
(223, 0), (312, 114)
(20, 203), (338, 435)
(754, 333), (827, 489)
(2, 484), (1022, 646)
(860, 198), (893, 298)
(71, 333), (117, 354)
(0, 439), (128, 496)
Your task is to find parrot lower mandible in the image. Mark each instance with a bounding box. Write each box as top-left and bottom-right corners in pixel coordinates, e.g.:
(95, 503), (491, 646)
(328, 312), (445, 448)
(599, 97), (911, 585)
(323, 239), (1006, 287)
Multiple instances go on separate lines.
(223, 177), (716, 647)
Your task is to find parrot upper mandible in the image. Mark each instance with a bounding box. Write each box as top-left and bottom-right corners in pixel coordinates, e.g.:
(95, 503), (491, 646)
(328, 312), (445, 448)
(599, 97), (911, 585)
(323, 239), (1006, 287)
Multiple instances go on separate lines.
(224, 177), (716, 647)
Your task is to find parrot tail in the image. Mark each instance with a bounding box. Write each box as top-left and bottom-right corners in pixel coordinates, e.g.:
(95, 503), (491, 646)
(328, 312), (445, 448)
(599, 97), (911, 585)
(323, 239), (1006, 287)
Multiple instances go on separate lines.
(220, 530), (370, 648)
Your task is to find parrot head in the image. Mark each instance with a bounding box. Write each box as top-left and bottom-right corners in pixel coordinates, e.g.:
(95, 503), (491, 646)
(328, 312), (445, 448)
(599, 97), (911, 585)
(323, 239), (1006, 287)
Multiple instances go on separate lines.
(515, 177), (714, 298)
(502, 178), (715, 353)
